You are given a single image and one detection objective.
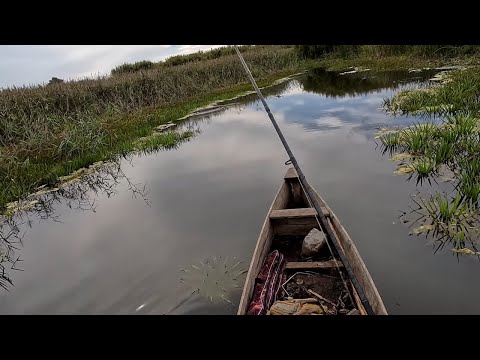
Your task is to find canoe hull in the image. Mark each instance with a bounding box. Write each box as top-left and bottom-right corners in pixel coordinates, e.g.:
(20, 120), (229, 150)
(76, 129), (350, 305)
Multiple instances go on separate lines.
(237, 168), (387, 315)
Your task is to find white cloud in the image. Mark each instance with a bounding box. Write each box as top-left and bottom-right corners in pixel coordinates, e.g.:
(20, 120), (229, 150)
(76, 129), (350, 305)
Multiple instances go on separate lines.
(316, 116), (344, 128)
(0, 45), (223, 88)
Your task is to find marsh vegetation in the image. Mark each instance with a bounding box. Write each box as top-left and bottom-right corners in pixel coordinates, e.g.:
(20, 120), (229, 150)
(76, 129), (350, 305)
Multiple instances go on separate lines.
(3, 45), (479, 212)
(379, 68), (480, 255)
(0, 45), (302, 211)
(3, 44), (480, 272)
(3, 59), (480, 313)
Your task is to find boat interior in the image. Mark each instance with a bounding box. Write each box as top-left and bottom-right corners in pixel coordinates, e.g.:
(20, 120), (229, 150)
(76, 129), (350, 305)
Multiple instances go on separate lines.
(238, 168), (385, 315)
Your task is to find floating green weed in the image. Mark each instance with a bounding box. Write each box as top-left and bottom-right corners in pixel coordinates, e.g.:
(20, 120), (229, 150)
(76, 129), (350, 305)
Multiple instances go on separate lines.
(180, 256), (248, 304)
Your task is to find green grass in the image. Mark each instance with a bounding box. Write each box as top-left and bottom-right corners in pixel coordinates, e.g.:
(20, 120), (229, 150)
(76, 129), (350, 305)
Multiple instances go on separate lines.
(0, 45), (308, 211)
(133, 130), (197, 154)
(408, 192), (480, 252)
(386, 69), (480, 115)
(4, 44), (480, 284)
(3, 44), (480, 215)
(298, 45), (480, 71)
(379, 115), (480, 187)
(110, 45), (279, 75)
(111, 60), (154, 75)
(315, 55), (440, 71)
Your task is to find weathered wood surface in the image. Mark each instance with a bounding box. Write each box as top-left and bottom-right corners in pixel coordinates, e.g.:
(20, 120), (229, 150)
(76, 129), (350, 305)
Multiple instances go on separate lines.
(272, 223), (318, 236)
(284, 167), (298, 180)
(238, 168), (388, 315)
(285, 260), (343, 270)
(237, 181), (290, 315)
(307, 289), (337, 307)
(325, 210), (387, 315)
(269, 207), (330, 219)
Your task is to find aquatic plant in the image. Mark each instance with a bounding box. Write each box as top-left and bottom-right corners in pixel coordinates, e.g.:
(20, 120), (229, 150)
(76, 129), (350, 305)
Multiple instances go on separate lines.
(409, 157), (437, 185)
(433, 138), (454, 166)
(0, 219), (21, 291)
(381, 69), (480, 251)
(180, 256), (248, 304)
(405, 192), (480, 252)
(378, 129), (402, 154)
(401, 122), (438, 155)
(386, 69), (480, 115)
(452, 247), (480, 256)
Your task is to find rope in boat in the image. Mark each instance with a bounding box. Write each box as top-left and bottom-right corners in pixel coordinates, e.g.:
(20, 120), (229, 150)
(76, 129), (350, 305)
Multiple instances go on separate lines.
(233, 45), (375, 315)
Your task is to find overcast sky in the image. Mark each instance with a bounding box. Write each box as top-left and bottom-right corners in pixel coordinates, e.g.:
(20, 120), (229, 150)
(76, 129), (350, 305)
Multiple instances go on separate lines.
(0, 45), (223, 88)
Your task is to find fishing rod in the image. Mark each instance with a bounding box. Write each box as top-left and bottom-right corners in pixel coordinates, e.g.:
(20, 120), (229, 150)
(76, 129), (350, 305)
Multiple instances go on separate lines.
(233, 45), (375, 315)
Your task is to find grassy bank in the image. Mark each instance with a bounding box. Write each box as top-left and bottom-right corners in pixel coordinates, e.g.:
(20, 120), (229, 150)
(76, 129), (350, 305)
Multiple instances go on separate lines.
(385, 68), (480, 115)
(301, 45), (480, 71)
(2, 45), (479, 213)
(315, 53), (475, 71)
(3, 44), (480, 287)
(294, 45), (480, 253)
(0, 46), (309, 211)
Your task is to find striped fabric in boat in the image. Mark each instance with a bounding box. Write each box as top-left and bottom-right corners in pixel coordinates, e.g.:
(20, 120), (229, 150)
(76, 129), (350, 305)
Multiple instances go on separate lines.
(247, 250), (286, 315)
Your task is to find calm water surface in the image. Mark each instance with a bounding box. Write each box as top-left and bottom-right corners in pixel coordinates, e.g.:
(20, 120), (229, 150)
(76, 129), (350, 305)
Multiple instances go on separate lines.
(2, 69), (479, 314)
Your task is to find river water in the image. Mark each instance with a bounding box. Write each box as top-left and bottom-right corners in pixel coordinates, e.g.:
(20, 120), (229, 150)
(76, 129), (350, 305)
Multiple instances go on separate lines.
(2, 68), (479, 314)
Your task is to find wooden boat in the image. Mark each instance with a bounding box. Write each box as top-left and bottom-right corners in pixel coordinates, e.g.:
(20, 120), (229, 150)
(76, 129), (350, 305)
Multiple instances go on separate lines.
(238, 168), (387, 315)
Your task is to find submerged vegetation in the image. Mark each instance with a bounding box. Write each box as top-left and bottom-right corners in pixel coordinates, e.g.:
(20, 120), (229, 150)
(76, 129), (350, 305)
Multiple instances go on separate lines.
(180, 256), (247, 305)
(378, 64), (480, 255)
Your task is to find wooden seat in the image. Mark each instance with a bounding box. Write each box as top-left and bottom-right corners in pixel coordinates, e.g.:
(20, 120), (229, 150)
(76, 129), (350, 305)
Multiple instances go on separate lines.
(269, 207), (329, 219)
(285, 260), (344, 270)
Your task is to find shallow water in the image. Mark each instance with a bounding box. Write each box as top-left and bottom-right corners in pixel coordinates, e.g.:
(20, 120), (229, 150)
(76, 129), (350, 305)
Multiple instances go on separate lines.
(2, 68), (479, 315)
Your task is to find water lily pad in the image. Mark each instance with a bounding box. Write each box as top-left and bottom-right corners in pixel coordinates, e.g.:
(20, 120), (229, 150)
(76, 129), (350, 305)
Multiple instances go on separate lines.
(452, 248), (480, 256)
(413, 224), (434, 234)
(394, 164), (415, 175)
(390, 153), (413, 161)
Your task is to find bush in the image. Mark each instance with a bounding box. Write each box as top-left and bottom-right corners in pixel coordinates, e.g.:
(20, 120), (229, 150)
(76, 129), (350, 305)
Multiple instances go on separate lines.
(48, 77), (64, 85)
(111, 60), (154, 75)
(110, 46), (276, 75)
(295, 45), (335, 59)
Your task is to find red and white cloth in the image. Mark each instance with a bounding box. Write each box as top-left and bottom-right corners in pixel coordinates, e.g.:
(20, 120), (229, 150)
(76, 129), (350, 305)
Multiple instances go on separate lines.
(247, 250), (286, 315)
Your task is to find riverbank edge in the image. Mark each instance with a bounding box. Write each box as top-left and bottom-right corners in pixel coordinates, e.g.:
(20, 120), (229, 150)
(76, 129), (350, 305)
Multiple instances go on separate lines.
(0, 69), (307, 214)
(315, 52), (480, 71)
(2, 52), (476, 213)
